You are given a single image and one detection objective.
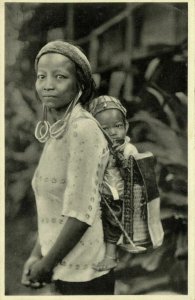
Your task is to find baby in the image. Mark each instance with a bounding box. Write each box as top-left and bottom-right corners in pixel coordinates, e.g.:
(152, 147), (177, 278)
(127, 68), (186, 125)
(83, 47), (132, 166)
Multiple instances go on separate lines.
(89, 95), (138, 271)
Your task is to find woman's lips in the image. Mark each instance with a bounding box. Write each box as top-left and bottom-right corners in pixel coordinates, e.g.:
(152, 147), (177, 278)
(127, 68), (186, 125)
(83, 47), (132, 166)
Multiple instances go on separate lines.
(43, 95), (56, 98)
(42, 95), (57, 102)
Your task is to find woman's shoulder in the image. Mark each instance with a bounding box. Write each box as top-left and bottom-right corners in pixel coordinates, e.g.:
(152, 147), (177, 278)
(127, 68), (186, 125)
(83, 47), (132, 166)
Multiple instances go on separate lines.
(68, 107), (106, 142)
(71, 114), (99, 132)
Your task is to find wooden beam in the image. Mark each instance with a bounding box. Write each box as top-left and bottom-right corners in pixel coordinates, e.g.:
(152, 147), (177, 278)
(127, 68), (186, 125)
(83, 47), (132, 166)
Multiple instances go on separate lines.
(76, 4), (142, 46)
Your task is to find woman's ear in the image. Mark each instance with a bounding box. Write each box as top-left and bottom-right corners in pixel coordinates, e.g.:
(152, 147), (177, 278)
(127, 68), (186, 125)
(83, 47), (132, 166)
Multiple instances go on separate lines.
(125, 120), (129, 133)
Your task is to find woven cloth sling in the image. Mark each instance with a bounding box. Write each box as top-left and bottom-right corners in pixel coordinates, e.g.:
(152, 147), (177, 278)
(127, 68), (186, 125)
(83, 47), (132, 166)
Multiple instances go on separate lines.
(98, 125), (164, 253)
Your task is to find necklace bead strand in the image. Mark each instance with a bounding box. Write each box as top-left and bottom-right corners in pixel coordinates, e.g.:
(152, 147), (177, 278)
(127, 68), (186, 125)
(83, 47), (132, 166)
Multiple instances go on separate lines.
(35, 121), (50, 143)
(34, 91), (82, 143)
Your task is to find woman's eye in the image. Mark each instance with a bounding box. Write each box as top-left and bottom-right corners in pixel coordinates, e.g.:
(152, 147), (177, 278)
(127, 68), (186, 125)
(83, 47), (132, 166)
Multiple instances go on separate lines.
(56, 75), (66, 79)
(116, 124), (123, 128)
(37, 74), (45, 80)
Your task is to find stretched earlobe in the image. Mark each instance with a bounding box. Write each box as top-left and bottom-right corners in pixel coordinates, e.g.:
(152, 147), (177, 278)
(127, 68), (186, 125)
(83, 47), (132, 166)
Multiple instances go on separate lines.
(35, 90), (41, 102)
(78, 89), (83, 99)
(125, 120), (129, 133)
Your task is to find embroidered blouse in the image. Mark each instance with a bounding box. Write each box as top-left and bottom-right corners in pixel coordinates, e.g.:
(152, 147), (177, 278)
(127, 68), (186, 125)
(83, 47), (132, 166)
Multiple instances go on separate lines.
(32, 103), (110, 282)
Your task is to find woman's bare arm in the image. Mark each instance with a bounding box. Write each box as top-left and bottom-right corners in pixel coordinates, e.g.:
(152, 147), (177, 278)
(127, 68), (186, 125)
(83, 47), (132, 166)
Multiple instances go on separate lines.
(28, 217), (89, 282)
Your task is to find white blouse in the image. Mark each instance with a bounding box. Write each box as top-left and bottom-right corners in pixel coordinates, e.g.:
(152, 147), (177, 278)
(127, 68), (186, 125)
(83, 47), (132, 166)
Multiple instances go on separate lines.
(32, 104), (110, 282)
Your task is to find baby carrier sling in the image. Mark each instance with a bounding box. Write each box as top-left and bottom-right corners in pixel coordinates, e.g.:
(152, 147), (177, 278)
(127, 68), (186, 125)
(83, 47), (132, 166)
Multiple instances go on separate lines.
(99, 126), (164, 253)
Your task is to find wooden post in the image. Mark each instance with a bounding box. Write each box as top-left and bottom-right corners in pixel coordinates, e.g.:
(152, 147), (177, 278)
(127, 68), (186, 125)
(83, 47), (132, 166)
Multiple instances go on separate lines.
(123, 3), (134, 101)
(67, 3), (74, 40)
(89, 35), (99, 72)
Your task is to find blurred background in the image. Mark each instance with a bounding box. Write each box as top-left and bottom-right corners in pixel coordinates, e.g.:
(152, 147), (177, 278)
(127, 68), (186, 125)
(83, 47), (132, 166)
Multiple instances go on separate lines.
(5, 2), (188, 295)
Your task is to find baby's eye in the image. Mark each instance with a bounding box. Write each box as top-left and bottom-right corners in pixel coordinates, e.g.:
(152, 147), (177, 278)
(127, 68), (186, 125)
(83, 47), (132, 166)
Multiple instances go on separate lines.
(116, 123), (124, 128)
(102, 126), (108, 131)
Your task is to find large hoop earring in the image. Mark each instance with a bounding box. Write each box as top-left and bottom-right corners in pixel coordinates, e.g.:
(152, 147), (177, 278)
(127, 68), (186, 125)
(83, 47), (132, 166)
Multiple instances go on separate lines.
(35, 104), (50, 143)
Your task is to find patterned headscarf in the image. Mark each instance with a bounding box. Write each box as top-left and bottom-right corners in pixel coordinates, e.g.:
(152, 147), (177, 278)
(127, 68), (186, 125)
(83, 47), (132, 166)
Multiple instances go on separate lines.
(89, 95), (127, 118)
(35, 40), (91, 79)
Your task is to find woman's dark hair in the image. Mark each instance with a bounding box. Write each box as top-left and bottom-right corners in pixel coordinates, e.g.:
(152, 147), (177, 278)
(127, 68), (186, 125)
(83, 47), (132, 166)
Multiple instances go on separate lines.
(75, 65), (96, 105)
(64, 40), (96, 105)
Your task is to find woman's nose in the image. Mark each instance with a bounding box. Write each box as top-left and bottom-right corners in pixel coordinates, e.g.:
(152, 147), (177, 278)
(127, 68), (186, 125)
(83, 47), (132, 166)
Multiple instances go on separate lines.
(43, 78), (54, 90)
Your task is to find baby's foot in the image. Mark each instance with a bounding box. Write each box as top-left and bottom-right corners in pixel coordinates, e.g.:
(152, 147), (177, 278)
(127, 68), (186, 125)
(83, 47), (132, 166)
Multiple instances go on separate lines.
(93, 256), (117, 271)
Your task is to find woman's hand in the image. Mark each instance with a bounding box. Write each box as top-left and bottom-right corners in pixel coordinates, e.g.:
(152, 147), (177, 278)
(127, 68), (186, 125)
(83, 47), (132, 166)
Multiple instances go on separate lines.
(28, 258), (53, 284)
(21, 256), (44, 288)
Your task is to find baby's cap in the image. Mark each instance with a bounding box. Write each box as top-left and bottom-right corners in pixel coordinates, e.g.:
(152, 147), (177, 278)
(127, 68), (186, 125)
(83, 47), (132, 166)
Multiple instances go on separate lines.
(89, 95), (127, 117)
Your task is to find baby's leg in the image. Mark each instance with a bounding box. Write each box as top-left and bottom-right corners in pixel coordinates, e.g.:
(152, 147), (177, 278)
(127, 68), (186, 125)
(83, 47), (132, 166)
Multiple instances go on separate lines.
(93, 242), (117, 271)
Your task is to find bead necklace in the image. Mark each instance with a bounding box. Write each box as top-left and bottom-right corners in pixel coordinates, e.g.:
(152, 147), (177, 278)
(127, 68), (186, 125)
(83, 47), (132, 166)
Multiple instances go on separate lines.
(35, 91), (82, 143)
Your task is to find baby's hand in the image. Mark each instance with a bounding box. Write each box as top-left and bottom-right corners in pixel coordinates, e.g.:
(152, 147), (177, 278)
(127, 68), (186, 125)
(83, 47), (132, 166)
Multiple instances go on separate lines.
(28, 259), (53, 284)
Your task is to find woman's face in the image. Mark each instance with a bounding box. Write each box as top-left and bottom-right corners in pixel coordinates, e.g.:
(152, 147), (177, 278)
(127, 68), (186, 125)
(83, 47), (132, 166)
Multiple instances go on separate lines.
(36, 53), (79, 110)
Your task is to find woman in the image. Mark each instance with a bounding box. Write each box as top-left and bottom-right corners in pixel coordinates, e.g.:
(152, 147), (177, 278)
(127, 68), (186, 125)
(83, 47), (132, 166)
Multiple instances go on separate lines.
(21, 40), (115, 295)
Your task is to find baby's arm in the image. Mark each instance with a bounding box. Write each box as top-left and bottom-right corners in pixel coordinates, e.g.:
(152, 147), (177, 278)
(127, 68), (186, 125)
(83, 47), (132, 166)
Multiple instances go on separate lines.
(123, 142), (138, 159)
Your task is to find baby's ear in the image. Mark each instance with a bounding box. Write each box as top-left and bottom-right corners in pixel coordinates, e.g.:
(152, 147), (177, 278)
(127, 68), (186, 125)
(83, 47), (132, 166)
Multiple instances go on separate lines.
(125, 120), (129, 133)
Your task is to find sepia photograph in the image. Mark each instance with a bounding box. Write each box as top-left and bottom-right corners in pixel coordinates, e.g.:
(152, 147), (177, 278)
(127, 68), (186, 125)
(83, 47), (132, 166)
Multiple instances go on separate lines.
(4, 1), (191, 296)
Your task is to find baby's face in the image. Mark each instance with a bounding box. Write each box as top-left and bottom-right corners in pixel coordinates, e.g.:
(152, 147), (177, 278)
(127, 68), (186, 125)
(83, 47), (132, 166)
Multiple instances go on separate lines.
(95, 109), (126, 146)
